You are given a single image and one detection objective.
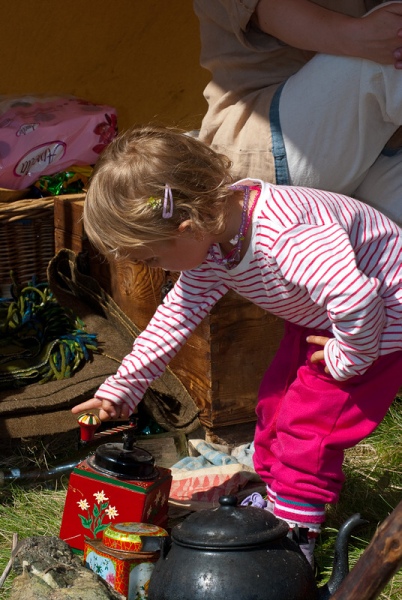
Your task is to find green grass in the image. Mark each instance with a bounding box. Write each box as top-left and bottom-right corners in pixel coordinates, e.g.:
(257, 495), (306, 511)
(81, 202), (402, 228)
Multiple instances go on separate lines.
(0, 432), (74, 599)
(0, 400), (401, 599)
(316, 398), (402, 599)
(0, 486), (67, 599)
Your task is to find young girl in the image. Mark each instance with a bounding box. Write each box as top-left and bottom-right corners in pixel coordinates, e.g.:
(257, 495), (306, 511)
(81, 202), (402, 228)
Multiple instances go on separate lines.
(72, 125), (402, 565)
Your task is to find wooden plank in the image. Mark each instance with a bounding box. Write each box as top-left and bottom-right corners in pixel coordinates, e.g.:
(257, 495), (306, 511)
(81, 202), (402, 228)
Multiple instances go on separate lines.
(54, 195), (85, 237)
(208, 294), (283, 427)
(108, 260), (168, 331)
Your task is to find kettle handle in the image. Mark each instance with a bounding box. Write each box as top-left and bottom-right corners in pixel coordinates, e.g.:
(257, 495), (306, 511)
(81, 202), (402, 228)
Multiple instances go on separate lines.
(326, 513), (369, 595)
(159, 535), (172, 560)
(330, 499), (402, 600)
(140, 535), (170, 553)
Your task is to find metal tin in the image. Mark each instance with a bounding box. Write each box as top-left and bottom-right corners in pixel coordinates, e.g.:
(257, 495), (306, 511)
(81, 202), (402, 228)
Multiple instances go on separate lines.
(103, 522), (168, 553)
(84, 521), (168, 599)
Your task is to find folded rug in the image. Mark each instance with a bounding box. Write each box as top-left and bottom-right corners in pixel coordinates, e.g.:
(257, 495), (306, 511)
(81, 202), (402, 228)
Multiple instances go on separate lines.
(0, 249), (200, 438)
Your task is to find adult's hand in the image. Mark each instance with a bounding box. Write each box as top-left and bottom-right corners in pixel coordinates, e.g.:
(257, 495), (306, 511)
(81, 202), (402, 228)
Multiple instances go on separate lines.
(357, 2), (402, 67)
(254, 0), (402, 67)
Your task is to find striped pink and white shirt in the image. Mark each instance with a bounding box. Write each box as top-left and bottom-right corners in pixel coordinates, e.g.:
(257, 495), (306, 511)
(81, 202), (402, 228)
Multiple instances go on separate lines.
(96, 179), (402, 411)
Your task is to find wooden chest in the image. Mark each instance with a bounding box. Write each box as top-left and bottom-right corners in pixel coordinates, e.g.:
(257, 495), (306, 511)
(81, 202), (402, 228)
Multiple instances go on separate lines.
(54, 195), (284, 440)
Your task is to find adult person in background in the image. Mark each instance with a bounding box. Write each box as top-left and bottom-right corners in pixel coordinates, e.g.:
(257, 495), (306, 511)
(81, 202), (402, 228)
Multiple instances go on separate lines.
(193, 0), (402, 225)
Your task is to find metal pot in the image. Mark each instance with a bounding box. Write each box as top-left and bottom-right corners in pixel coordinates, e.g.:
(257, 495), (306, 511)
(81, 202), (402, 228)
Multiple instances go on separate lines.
(148, 496), (322, 600)
(148, 495), (366, 600)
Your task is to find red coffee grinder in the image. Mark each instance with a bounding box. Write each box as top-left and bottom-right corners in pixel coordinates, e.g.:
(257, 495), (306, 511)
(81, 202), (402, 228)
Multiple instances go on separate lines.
(60, 413), (172, 554)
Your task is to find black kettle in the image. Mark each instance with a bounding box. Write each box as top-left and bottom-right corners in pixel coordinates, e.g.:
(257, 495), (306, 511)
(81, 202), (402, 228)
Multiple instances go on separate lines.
(148, 495), (366, 600)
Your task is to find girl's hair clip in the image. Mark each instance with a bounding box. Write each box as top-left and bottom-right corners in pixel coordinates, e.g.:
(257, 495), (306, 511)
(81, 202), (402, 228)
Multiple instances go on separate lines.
(162, 184), (174, 218)
(148, 196), (162, 210)
(147, 185), (174, 218)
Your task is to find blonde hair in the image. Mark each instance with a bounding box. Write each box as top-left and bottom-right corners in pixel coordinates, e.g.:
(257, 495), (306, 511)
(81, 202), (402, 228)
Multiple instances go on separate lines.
(83, 125), (234, 259)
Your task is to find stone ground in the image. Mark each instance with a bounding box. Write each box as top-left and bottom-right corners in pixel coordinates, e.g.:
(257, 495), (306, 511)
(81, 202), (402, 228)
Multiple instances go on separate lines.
(9, 536), (125, 600)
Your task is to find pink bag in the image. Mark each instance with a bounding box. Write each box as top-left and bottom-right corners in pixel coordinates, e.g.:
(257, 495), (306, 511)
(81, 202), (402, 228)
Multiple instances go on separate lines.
(0, 95), (117, 189)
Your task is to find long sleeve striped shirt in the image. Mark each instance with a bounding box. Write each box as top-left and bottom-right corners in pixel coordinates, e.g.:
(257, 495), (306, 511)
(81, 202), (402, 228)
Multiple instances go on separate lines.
(95, 179), (402, 411)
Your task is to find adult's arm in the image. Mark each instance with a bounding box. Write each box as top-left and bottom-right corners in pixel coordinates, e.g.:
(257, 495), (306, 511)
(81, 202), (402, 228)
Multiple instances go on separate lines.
(254, 0), (402, 66)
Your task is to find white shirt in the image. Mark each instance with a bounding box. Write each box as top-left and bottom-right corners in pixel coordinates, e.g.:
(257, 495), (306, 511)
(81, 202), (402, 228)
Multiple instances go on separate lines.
(96, 180), (402, 410)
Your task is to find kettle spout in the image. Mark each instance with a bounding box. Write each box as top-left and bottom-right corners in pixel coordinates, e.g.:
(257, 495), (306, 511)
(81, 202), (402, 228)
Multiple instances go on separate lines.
(318, 513), (369, 600)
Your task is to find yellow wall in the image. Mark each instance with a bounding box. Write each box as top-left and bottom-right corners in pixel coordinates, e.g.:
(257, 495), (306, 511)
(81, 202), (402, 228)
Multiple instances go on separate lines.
(1, 1), (209, 131)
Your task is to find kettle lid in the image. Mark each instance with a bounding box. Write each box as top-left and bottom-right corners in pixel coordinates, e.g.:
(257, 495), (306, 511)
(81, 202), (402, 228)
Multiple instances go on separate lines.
(172, 495), (289, 550)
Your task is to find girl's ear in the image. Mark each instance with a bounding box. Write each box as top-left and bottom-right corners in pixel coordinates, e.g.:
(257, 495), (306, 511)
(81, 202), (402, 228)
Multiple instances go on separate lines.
(178, 219), (205, 241)
(178, 219), (194, 235)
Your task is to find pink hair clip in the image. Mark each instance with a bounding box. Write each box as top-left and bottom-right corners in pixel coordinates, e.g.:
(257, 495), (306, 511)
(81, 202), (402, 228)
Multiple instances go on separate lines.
(162, 184), (174, 218)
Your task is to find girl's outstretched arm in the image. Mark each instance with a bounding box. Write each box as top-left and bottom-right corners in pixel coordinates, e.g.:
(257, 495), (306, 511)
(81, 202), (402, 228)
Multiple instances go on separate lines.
(70, 267), (228, 421)
(254, 0), (402, 66)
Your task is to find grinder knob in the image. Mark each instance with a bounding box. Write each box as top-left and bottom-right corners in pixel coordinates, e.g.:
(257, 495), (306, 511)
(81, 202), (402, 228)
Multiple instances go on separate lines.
(77, 412), (101, 442)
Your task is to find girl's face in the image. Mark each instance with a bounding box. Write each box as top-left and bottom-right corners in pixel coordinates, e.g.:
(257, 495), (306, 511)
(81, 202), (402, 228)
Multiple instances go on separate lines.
(126, 224), (215, 271)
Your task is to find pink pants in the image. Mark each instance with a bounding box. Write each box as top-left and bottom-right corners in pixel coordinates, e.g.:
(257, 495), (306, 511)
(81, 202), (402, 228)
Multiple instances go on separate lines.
(253, 322), (402, 524)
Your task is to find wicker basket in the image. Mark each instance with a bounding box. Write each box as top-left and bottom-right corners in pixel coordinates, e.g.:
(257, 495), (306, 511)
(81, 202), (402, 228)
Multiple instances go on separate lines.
(0, 196), (55, 298)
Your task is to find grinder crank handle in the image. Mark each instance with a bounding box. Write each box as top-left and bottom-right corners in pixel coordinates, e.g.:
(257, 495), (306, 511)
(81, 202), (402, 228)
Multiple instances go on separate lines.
(77, 411), (138, 444)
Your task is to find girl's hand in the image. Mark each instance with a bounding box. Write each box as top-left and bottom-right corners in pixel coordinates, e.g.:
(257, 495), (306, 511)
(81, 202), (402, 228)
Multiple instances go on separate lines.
(71, 397), (133, 421)
(306, 335), (330, 373)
